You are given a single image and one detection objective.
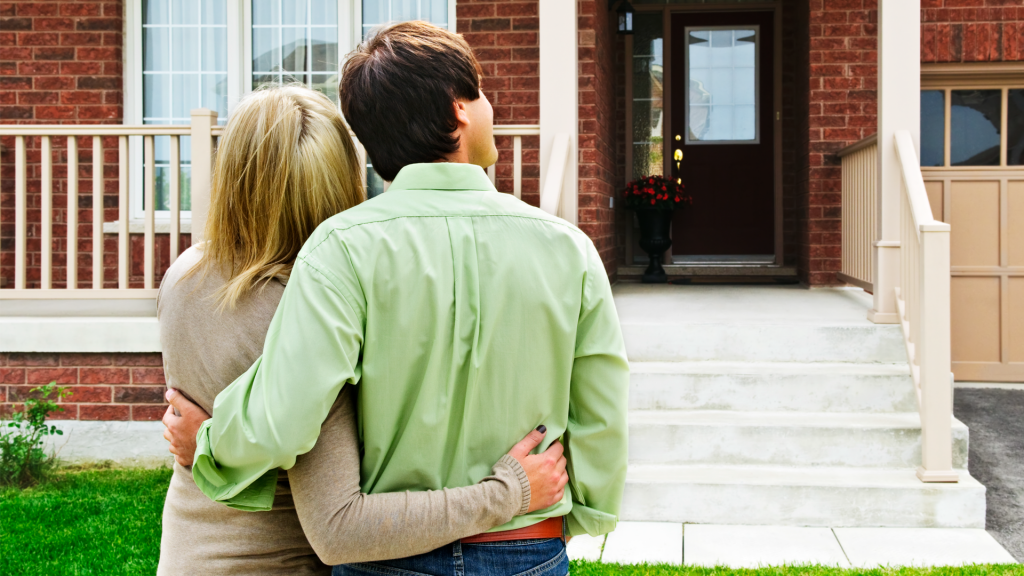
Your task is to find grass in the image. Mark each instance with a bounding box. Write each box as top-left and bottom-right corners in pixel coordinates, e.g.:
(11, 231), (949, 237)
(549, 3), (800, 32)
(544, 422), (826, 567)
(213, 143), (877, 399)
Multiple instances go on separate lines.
(1, 468), (1020, 575)
(0, 465), (171, 576)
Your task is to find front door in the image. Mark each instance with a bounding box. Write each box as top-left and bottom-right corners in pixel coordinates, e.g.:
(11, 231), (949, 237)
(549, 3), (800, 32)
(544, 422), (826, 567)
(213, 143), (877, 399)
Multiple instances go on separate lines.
(670, 11), (775, 260)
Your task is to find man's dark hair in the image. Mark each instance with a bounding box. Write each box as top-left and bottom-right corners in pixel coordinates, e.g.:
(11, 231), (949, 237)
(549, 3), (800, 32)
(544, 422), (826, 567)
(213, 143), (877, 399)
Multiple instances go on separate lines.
(340, 21), (483, 182)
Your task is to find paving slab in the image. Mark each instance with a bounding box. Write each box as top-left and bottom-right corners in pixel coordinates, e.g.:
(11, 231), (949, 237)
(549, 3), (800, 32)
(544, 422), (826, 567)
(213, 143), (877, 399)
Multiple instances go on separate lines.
(601, 522), (683, 565)
(834, 527), (1018, 567)
(684, 525), (851, 568)
(567, 534), (605, 561)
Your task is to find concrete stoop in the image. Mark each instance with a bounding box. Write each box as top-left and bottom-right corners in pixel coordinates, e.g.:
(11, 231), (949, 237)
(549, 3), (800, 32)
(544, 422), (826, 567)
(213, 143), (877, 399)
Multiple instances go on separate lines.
(614, 284), (987, 529)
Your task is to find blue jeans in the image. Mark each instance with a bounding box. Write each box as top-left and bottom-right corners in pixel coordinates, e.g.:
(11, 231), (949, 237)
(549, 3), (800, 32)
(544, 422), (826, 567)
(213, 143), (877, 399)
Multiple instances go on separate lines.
(333, 538), (568, 576)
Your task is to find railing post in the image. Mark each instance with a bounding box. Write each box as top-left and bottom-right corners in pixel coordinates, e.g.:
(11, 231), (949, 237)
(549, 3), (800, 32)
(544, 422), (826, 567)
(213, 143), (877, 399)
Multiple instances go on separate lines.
(872, 0), (920, 324)
(190, 108), (218, 245)
(539, 0), (577, 224)
(917, 226), (956, 482)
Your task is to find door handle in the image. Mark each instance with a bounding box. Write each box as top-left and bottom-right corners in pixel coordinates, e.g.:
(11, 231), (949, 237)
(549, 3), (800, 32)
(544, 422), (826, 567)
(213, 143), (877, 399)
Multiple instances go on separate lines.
(674, 149), (683, 170)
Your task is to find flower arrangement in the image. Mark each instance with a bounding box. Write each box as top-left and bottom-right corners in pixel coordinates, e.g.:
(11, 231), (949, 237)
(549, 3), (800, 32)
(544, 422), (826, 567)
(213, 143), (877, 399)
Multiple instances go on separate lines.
(623, 175), (693, 209)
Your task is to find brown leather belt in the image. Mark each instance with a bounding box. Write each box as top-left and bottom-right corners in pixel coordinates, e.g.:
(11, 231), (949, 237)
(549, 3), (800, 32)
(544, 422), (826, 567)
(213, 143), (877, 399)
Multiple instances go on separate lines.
(461, 517), (564, 544)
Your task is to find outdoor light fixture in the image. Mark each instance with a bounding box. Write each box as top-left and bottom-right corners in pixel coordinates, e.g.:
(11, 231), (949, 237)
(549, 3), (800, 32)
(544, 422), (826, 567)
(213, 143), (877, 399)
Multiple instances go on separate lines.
(609, 0), (634, 35)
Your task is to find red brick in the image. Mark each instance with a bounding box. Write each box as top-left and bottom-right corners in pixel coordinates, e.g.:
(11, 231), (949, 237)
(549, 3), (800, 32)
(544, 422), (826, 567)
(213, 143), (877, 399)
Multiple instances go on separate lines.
(0, 368), (25, 384)
(62, 386), (112, 403)
(79, 367), (130, 384)
(132, 405), (166, 421)
(131, 367), (166, 385)
(35, 18), (76, 32)
(26, 367), (78, 385)
(7, 353), (59, 367)
(79, 404), (129, 420)
(114, 386), (165, 404)
(75, 18), (120, 32)
(0, 76), (32, 90)
(34, 46), (75, 60)
(36, 105), (76, 119)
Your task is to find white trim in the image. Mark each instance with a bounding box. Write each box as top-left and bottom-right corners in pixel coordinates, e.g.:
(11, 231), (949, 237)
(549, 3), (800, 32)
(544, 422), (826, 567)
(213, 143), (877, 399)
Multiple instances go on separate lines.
(448, 0), (457, 32)
(954, 381), (1024, 390)
(0, 317), (161, 352)
(102, 219), (192, 234)
(228, 0), (245, 114)
(539, 0), (578, 225)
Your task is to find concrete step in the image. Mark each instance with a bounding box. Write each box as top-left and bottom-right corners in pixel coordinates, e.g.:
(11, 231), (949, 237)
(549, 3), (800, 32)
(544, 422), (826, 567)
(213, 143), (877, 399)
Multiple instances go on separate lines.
(622, 464), (987, 528)
(621, 322), (908, 363)
(630, 361), (917, 413)
(628, 410), (969, 469)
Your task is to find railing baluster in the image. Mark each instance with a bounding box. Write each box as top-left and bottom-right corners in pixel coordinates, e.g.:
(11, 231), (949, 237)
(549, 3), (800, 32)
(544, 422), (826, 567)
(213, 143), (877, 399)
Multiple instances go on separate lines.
(118, 135), (129, 289)
(143, 135), (156, 289)
(40, 136), (53, 289)
(14, 136), (26, 290)
(92, 136), (103, 289)
(169, 135), (181, 263)
(513, 135), (522, 200)
(67, 136), (79, 290)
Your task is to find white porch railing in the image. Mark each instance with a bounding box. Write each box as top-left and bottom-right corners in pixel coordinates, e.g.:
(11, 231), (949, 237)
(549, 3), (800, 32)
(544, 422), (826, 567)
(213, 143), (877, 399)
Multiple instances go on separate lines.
(837, 134), (878, 291)
(1, 114), (547, 306)
(893, 130), (956, 483)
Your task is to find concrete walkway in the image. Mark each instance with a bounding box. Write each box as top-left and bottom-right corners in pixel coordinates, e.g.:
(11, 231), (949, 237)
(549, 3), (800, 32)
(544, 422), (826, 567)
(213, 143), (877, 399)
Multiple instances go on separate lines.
(568, 522), (1018, 567)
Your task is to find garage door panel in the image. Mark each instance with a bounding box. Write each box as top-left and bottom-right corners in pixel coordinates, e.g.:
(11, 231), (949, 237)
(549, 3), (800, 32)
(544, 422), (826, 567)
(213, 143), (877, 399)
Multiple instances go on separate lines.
(925, 180), (944, 222)
(1009, 180), (1024, 267)
(951, 276), (1001, 363)
(950, 180), (1000, 267)
(1009, 278), (1024, 363)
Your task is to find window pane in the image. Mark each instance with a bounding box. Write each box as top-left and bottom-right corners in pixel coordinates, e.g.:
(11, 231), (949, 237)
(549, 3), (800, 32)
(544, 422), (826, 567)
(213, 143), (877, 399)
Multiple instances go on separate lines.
(171, 27), (200, 72)
(202, 27), (227, 72)
(171, 0), (199, 25)
(1009, 89), (1024, 166)
(144, 26), (169, 71)
(920, 90), (944, 167)
(253, 0), (339, 100)
(362, 0), (450, 39)
(253, 0), (279, 25)
(144, 75), (171, 119)
(631, 11), (664, 180)
(687, 27), (757, 142)
(951, 89), (1001, 166)
(145, 0), (169, 24)
(172, 74), (201, 119)
(201, 0), (226, 25)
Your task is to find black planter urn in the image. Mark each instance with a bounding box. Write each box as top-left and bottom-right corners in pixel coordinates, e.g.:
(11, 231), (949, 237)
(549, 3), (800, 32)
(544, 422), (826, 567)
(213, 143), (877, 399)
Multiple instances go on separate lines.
(635, 208), (673, 284)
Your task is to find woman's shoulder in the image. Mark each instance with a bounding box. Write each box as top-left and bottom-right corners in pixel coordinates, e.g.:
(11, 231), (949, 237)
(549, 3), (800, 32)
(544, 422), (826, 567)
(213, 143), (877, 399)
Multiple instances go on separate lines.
(157, 245), (205, 309)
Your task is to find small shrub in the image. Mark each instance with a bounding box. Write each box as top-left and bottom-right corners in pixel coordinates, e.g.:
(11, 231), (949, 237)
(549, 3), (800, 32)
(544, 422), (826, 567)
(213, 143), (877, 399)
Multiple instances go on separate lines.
(0, 381), (70, 488)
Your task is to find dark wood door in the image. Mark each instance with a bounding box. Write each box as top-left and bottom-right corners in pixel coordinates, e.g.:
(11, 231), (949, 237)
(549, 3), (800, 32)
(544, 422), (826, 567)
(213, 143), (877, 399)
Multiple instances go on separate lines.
(670, 11), (775, 258)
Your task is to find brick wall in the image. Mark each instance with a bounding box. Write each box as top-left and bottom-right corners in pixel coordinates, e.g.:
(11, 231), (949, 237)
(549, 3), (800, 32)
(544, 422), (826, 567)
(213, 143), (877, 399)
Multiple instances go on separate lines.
(578, 0), (619, 278)
(803, 0), (1024, 285)
(458, 1), (542, 208)
(0, 0), (127, 290)
(0, 352), (166, 421)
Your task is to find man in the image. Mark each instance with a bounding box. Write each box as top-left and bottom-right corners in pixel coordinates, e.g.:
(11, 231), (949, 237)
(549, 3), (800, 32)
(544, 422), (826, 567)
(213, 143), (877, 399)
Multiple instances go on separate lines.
(169, 21), (629, 576)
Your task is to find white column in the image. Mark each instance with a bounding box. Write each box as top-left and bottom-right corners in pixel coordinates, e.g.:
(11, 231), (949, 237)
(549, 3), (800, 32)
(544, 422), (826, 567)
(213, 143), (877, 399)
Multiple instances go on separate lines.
(190, 109), (218, 245)
(539, 0), (578, 225)
(871, 0), (920, 324)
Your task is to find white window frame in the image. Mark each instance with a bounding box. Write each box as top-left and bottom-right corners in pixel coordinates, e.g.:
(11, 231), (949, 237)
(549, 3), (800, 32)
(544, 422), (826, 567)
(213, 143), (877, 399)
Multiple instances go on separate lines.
(124, 0), (455, 222)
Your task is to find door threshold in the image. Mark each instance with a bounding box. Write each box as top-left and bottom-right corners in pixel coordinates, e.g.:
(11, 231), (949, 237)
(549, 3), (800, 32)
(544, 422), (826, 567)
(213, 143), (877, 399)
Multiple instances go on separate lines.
(618, 264), (799, 281)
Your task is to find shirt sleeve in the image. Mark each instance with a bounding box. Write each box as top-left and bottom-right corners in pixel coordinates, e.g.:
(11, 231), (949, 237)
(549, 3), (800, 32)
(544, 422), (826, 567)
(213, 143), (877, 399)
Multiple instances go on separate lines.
(288, 387), (532, 565)
(564, 240), (630, 538)
(191, 253), (366, 511)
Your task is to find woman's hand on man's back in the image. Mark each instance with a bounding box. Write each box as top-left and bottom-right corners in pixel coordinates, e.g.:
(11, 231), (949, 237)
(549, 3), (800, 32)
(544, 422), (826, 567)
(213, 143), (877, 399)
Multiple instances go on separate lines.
(507, 426), (569, 513)
(162, 388), (210, 467)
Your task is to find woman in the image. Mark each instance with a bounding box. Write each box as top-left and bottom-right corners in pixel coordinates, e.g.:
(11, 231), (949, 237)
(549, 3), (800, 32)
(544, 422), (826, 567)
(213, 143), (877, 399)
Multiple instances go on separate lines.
(156, 85), (567, 575)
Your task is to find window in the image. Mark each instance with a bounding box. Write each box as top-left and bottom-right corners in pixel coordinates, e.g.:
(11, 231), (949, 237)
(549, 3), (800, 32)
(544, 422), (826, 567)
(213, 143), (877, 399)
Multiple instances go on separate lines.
(685, 26), (758, 144)
(141, 0), (229, 213)
(630, 11), (664, 180)
(128, 0), (455, 217)
(920, 72), (1024, 168)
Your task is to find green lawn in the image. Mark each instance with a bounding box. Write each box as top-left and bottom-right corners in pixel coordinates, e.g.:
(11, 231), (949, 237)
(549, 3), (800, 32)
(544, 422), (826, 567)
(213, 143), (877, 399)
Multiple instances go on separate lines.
(1, 468), (1021, 575)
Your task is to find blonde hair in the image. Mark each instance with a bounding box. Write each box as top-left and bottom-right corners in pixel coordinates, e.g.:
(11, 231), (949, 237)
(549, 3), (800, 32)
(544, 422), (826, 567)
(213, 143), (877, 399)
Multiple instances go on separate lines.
(196, 85), (364, 308)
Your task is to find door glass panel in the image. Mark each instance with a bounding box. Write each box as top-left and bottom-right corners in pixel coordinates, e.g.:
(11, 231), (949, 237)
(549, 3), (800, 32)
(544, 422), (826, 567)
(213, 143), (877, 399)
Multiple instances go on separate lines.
(951, 89), (1001, 166)
(686, 26), (757, 144)
(143, 0), (227, 211)
(631, 11), (664, 180)
(1008, 89), (1024, 166)
(920, 90), (945, 167)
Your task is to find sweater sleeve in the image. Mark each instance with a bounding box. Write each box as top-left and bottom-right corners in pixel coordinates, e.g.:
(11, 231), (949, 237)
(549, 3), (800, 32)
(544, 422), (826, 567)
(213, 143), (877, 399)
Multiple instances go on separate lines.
(287, 388), (531, 566)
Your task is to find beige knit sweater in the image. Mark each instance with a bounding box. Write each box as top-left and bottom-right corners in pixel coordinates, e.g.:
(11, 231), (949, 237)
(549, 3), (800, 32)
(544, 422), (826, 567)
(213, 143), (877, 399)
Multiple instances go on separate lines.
(156, 246), (530, 575)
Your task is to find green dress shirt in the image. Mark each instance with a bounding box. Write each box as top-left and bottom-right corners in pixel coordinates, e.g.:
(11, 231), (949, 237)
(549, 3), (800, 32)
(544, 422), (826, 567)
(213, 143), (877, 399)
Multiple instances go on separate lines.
(192, 163), (629, 537)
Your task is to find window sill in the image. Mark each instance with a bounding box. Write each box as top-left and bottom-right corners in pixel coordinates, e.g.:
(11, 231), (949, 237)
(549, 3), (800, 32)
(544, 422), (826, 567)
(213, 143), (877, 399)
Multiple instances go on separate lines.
(102, 219), (192, 234)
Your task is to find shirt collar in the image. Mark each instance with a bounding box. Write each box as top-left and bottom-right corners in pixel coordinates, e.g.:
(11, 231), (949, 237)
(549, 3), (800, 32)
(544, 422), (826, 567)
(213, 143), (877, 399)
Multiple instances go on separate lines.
(388, 163), (497, 193)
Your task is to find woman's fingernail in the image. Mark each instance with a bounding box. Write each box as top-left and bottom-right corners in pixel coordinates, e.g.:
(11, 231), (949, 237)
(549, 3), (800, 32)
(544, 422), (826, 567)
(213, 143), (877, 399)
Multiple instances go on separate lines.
(536, 425), (547, 434)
